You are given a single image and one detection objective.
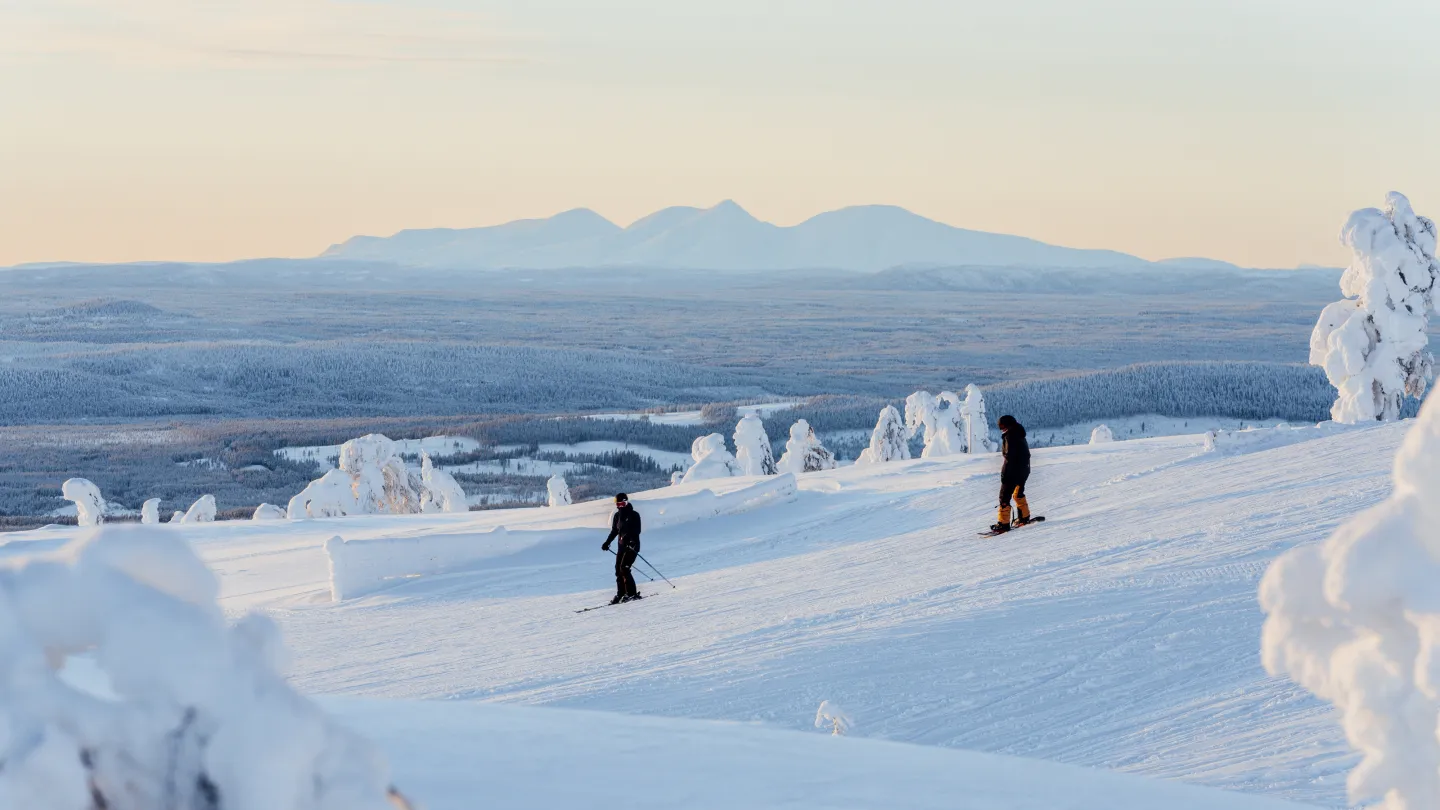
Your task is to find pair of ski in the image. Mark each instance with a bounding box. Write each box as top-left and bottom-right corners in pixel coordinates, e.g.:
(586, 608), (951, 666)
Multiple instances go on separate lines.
(977, 515), (1046, 538)
(576, 595), (647, 613)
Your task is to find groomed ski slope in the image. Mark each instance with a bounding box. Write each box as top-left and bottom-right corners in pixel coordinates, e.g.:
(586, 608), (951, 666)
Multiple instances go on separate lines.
(4, 423), (1406, 808)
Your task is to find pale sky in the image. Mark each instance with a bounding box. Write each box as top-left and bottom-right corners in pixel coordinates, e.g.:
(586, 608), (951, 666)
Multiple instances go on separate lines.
(3, 0), (1438, 268)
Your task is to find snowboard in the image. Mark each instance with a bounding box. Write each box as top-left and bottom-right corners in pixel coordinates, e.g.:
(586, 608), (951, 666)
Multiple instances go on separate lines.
(977, 516), (1045, 538)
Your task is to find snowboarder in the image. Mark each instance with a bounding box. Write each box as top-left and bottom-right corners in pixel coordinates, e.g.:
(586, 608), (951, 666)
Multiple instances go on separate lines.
(991, 415), (1033, 534)
(602, 492), (643, 604)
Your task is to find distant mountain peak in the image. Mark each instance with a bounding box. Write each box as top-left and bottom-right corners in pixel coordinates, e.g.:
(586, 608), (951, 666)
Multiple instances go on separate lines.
(319, 203), (1222, 272)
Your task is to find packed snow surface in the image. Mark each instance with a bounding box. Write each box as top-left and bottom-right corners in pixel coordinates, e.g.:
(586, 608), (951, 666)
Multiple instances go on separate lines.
(1, 422), (1415, 808)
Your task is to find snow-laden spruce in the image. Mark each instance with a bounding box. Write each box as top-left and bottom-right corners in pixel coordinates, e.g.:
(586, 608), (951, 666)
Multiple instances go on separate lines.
(61, 477), (105, 526)
(961, 384), (996, 453)
(682, 433), (741, 483)
(733, 413), (777, 476)
(286, 435), (468, 519)
(1310, 191), (1439, 423)
(1090, 424), (1115, 444)
(776, 420), (837, 474)
(547, 474), (572, 507)
(904, 391), (966, 457)
(856, 405), (910, 465)
(179, 494), (216, 524)
(1259, 394), (1440, 808)
(814, 701), (852, 736)
(0, 528), (399, 810)
(141, 497), (161, 524)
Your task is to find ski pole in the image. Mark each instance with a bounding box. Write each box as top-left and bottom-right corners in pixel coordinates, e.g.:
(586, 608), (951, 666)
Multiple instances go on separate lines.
(635, 552), (676, 589)
(608, 548), (656, 582)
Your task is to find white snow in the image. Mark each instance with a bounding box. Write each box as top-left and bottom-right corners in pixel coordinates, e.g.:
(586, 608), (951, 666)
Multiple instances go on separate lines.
(775, 419), (837, 474)
(855, 405), (909, 465)
(682, 433), (741, 483)
(905, 390), (967, 457)
(734, 413), (778, 476)
(6, 422), (1423, 808)
(1310, 191), (1438, 423)
(0, 529), (396, 810)
(60, 477), (105, 526)
(180, 493), (216, 523)
(442, 458), (589, 477)
(287, 435), (466, 520)
(1260, 397), (1440, 808)
(546, 475), (572, 507)
(252, 503), (288, 521)
(140, 497), (161, 524)
(1089, 424), (1115, 444)
(275, 436), (482, 468)
(962, 384), (997, 453)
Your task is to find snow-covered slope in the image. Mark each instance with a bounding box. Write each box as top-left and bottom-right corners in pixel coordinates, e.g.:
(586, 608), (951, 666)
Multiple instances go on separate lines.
(2, 423), (1405, 808)
(320, 201), (1153, 271)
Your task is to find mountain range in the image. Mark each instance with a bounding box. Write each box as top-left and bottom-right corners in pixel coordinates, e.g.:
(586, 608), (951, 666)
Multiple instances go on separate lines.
(321, 201), (1235, 272)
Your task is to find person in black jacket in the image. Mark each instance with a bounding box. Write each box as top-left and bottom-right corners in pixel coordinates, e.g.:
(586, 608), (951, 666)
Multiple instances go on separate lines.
(601, 492), (643, 604)
(991, 415), (1033, 533)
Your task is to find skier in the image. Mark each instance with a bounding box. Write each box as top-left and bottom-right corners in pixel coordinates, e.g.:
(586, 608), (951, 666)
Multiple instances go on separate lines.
(601, 492), (643, 604)
(991, 415), (1033, 534)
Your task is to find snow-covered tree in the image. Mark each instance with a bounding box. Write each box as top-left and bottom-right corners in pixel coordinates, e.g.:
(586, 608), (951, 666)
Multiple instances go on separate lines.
(682, 433), (741, 483)
(814, 701), (852, 736)
(856, 405), (910, 465)
(1260, 394), (1440, 808)
(168, 510), (185, 524)
(61, 477), (105, 526)
(140, 497), (161, 524)
(670, 470), (685, 486)
(251, 503), (288, 520)
(904, 391), (966, 457)
(547, 474), (572, 507)
(733, 413), (777, 476)
(1311, 191), (1439, 423)
(776, 420), (837, 474)
(287, 435), (465, 519)
(1090, 424), (1114, 444)
(961, 384), (996, 453)
(0, 529), (400, 810)
(180, 494), (216, 524)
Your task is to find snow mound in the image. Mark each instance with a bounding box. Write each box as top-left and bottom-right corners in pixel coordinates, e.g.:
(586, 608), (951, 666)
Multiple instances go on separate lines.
(734, 414), (777, 476)
(140, 497), (161, 524)
(814, 700), (852, 736)
(856, 405), (909, 465)
(546, 475), (572, 507)
(1090, 425), (1114, 444)
(776, 420), (836, 474)
(252, 503), (288, 521)
(325, 475), (797, 600)
(0, 528), (396, 810)
(287, 435), (466, 519)
(1310, 191), (1438, 423)
(1260, 395), (1440, 808)
(1203, 421), (1370, 456)
(682, 433), (741, 483)
(179, 494), (216, 524)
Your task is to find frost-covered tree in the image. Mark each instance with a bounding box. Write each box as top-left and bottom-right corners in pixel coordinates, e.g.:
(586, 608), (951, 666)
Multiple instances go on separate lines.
(547, 474), (572, 507)
(1090, 424), (1114, 444)
(61, 477), (105, 526)
(856, 405), (909, 465)
(1311, 191), (1439, 423)
(776, 420), (837, 474)
(682, 433), (741, 483)
(0, 529), (401, 810)
(961, 384), (996, 453)
(1260, 394), (1440, 808)
(252, 503), (288, 520)
(814, 701), (852, 736)
(288, 435), (464, 519)
(670, 470), (685, 486)
(169, 510), (186, 524)
(141, 497), (161, 524)
(733, 413), (777, 476)
(180, 494), (216, 524)
(904, 391), (966, 457)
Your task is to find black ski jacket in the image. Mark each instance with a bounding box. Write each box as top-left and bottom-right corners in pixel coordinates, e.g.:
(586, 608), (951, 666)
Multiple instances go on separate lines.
(1001, 423), (1030, 479)
(606, 504), (642, 547)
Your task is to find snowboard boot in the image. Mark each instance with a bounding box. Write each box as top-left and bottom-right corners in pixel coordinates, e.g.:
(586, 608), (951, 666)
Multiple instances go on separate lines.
(988, 522), (1011, 534)
(1014, 496), (1031, 526)
(997, 503), (1012, 529)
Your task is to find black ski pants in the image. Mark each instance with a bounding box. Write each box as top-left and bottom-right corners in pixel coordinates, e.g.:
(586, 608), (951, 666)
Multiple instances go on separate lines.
(614, 541), (639, 599)
(999, 469), (1029, 507)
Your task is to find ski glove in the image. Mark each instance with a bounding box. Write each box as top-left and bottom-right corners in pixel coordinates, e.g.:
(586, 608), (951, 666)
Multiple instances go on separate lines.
(602, 541), (612, 552)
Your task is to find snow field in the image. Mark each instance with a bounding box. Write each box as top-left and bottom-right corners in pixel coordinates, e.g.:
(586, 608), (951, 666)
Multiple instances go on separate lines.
(0, 421), (1410, 808)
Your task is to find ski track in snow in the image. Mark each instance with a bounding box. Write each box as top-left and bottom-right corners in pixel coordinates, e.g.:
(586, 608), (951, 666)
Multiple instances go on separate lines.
(4, 425), (1403, 808)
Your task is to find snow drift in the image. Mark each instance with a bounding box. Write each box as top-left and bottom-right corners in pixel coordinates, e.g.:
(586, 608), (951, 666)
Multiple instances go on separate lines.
(1259, 395), (1440, 808)
(0, 528), (398, 810)
(1310, 191), (1438, 423)
(287, 435), (468, 519)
